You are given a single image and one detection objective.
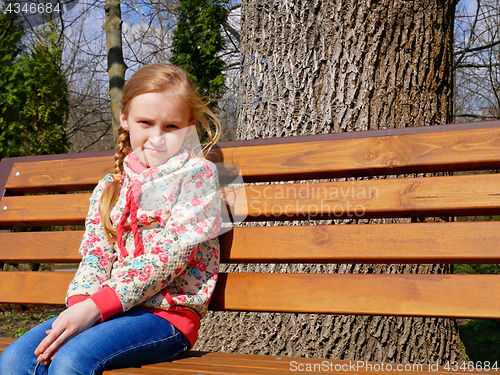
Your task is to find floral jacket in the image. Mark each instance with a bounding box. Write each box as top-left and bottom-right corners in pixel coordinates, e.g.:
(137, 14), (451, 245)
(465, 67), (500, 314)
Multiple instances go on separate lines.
(66, 145), (221, 320)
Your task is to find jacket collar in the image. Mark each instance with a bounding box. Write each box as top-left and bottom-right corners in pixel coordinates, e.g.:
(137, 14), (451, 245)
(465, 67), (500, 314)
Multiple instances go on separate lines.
(116, 145), (192, 260)
(122, 145), (192, 183)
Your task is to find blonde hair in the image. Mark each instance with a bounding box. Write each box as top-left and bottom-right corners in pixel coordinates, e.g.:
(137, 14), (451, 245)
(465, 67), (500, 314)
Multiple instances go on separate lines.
(99, 63), (222, 243)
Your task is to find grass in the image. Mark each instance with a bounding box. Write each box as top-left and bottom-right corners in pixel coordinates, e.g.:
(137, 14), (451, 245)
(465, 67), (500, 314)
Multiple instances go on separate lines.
(454, 264), (500, 275)
(458, 320), (500, 362)
(0, 304), (62, 338)
(2, 308), (55, 338)
(454, 261), (500, 362)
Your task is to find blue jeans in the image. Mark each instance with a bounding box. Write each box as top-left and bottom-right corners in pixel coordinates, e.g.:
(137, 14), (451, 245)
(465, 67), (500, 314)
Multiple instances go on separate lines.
(0, 307), (190, 375)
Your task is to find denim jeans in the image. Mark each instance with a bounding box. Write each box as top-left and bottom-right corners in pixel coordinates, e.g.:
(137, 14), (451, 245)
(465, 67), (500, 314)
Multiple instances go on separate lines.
(0, 307), (190, 375)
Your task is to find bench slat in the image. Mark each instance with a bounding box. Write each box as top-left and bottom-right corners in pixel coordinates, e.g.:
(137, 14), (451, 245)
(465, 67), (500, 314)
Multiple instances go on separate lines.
(2, 221), (499, 264)
(4, 125), (500, 193)
(142, 355), (493, 375)
(0, 231), (83, 262)
(108, 361), (302, 374)
(1, 272), (498, 319)
(4, 156), (114, 194)
(219, 221), (500, 264)
(219, 125), (500, 183)
(162, 357), (349, 374)
(2, 173), (500, 226)
(0, 272), (73, 304)
(104, 365), (294, 374)
(235, 173), (500, 220)
(167, 352), (499, 374)
(210, 273), (500, 319)
(102, 361), (496, 375)
(0, 193), (90, 226)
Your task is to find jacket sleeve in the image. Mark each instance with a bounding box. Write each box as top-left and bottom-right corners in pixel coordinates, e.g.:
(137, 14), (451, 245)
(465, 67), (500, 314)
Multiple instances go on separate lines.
(98, 159), (222, 314)
(65, 174), (118, 305)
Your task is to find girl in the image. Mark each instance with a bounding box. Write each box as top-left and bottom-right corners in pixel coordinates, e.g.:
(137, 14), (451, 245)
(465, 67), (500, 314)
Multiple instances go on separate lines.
(0, 64), (222, 374)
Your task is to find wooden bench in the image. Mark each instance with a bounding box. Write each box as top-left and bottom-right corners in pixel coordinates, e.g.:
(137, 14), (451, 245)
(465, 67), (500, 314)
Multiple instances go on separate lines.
(1, 121), (500, 374)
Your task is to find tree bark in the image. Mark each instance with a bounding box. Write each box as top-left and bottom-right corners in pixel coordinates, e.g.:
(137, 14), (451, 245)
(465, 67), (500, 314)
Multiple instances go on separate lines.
(195, 0), (467, 363)
(104, 0), (126, 141)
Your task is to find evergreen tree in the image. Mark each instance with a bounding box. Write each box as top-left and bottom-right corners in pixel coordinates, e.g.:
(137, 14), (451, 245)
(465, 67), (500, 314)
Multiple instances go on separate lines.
(0, 8), (70, 159)
(0, 9), (25, 158)
(171, 0), (229, 102)
(17, 23), (70, 156)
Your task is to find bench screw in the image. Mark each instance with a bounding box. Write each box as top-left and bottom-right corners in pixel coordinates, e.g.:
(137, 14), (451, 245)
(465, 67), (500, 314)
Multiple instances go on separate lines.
(14, 171), (20, 176)
(2, 206), (6, 211)
(276, 357), (283, 360)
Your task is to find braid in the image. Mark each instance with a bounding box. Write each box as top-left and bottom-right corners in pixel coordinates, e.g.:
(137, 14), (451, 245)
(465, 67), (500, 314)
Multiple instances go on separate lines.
(100, 127), (131, 243)
(114, 127), (131, 176)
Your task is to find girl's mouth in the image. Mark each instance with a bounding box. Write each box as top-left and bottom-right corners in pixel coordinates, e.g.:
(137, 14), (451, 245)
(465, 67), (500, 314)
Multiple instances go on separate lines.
(144, 147), (166, 154)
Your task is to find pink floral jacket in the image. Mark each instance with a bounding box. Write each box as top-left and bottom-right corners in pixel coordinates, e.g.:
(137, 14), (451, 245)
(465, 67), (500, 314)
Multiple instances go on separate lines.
(66, 146), (221, 320)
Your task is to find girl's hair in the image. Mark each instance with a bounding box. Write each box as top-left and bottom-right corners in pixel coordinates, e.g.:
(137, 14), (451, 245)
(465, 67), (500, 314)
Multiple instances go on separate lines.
(99, 63), (222, 243)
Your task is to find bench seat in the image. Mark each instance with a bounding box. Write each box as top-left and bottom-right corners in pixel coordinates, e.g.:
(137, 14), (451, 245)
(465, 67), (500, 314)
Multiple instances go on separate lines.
(2, 339), (491, 374)
(1, 121), (500, 373)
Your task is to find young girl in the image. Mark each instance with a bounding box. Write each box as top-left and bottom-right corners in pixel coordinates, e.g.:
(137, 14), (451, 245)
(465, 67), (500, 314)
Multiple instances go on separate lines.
(0, 64), (222, 374)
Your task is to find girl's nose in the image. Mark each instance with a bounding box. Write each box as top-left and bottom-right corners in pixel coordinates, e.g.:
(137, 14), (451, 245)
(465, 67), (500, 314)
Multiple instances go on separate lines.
(150, 126), (165, 139)
(149, 135), (165, 147)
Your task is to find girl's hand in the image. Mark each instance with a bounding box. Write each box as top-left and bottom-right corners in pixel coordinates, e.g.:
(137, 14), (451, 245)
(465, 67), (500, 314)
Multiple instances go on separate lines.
(34, 299), (101, 365)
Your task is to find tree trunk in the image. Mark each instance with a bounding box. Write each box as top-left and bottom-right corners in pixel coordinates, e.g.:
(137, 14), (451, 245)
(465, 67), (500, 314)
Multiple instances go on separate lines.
(104, 0), (126, 141)
(195, 0), (467, 363)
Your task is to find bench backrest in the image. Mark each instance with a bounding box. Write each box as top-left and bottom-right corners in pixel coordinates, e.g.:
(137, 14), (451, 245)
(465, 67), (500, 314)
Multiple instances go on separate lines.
(1, 122), (500, 320)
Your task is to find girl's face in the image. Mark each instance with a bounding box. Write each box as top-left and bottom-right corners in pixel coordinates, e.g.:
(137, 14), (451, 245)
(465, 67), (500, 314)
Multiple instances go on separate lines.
(120, 92), (195, 167)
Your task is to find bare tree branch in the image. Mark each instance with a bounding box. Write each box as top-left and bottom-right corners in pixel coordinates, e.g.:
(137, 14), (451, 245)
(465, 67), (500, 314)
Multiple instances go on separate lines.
(224, 20), (240, 43)
(454, 113), (499, 119)
(457, 62), (500, 68)
(455, 39), (500, 55)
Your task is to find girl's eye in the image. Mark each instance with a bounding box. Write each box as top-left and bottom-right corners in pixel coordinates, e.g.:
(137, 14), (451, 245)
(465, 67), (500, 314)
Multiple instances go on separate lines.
(166, 125), (178, 130)
(140, 121), (151, 126)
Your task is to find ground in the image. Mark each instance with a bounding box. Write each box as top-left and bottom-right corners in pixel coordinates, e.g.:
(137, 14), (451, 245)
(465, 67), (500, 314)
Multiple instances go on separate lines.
(0, 304), (64, 338)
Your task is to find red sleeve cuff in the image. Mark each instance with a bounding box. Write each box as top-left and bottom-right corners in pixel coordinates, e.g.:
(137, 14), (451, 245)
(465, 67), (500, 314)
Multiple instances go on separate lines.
(67, 295), (90, 308)
(89, 286), (123, 322)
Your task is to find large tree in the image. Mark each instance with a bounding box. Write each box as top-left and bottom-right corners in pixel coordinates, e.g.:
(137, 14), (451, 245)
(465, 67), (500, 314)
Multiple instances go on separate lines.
(195, 0), (466, 363)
